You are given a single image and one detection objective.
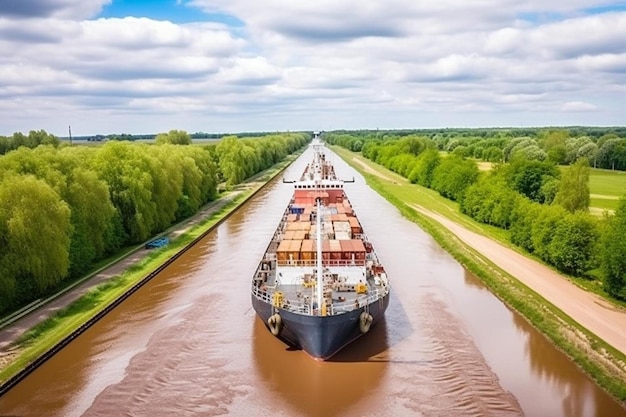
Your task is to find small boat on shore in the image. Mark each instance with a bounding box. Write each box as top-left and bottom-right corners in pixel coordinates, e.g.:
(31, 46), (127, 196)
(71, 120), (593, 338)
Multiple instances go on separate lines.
(250, 134), (390, 360)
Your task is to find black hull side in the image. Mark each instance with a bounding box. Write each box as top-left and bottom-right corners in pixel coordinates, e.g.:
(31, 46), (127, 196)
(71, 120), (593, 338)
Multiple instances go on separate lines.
(252, 293), (390, 360)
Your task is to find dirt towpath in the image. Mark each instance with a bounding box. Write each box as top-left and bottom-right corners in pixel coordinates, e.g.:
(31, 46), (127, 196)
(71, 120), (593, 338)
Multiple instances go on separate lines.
(413, 205), (626, 355)
(349, 153), (626, 355)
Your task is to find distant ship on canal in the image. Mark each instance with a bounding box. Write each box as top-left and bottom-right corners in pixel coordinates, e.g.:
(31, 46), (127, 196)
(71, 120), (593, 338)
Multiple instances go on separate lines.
(251, 134), (390, 360)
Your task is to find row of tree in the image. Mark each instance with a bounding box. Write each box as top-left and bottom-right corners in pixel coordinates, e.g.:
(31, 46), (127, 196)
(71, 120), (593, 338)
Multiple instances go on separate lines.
(0, 130), (61, 155)
(326, 133), (626, 299)
(0, 132), (309, 314)
(327, 128), (626, 171)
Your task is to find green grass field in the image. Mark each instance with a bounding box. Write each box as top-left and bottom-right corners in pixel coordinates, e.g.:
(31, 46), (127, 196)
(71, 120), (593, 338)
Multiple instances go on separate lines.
(589, 168), (626, 211)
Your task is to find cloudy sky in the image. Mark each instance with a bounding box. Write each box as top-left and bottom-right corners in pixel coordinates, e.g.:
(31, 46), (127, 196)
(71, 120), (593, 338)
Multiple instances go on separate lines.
(1, 0), (625, 136)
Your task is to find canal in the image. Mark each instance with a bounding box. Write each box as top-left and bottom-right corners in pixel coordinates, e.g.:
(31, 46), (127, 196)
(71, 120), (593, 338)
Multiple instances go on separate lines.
(0, 145), (624, 416)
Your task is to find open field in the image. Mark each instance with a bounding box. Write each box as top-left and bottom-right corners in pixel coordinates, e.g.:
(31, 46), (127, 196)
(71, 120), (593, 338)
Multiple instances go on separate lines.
(589, 168), (626, 211)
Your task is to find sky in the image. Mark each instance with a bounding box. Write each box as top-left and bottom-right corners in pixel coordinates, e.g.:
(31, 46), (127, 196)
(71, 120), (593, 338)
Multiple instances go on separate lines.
(0, 0), (625, 136)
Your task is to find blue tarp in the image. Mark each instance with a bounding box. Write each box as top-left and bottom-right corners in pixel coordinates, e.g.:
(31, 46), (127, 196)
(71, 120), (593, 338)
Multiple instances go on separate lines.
(145, 237), (169, 249)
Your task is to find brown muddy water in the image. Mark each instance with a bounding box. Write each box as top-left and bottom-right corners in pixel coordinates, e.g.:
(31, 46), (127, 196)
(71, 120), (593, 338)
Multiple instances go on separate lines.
(1, 147), (625, 417)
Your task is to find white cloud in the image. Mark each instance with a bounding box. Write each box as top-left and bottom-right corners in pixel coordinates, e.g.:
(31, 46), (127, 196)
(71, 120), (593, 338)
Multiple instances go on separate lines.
(0, 1), (625, 135)
(561, 101), (598, 111)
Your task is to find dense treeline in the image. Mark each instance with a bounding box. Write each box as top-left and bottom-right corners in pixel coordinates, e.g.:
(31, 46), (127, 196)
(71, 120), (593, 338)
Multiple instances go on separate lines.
(327, 127), (626, 171)
(0, 132), (309, 313)
(0, 130), (60, 155)
(64, 130), (300, 143)
(326, 131), (626, 299)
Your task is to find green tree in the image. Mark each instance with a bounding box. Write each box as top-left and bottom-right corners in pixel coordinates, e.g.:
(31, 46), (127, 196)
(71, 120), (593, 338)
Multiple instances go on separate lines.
(482, 146), (503, 162)
(389, 153), (418, 177)
(92, 142), (158, 242)
(510, 198), (540, 252)
(216, 136), (248, 186)
(539, 177), (560, 205)
(65, 167), (117, 276)
(145, 145), (184, 231)
(191, 146), (219, 204)
(0, 146), (119, 277)
(602, 198), (626, 297)
(578, 142), (598, 167)
(461, 176), (518, 228)
(531, 204), (569, 262)
(431, 156), (480, 201)
(29, 129), (60, 147)
(596, 139), (620, 170)
(540, 130), (568, 150)
(564, 136), (593, 165)
(547, 145), (567, 165)
(503, 137), (535, 162)
(0, 174), (71, 310)
(548, 212), (599, 275)
(408, 148), (440, 187)
(155, 129), (192, 145)
(554, 158), (590, 213)
(504, 158), (559, 203)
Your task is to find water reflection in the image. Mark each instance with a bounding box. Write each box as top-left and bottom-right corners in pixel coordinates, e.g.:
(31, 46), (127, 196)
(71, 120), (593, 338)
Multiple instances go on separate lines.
(459, 269), (626, 417)
(251, 318), (389, 417)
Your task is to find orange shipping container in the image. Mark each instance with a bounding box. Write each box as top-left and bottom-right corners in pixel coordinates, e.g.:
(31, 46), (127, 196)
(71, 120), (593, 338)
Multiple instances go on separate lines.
(300, 239), (315, 260)
(293, 230), (307, 240)
(277, 240), (302, 262)
(321, 240), (331, 260)
(331, 214), (349, 222)
(351, 239), (367, 260)
(348, 217), (361, 233)
(328, 239), (342, 260)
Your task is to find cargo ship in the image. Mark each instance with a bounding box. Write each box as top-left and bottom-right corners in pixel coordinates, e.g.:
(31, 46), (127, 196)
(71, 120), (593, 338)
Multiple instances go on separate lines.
(251, 135), (390, 360)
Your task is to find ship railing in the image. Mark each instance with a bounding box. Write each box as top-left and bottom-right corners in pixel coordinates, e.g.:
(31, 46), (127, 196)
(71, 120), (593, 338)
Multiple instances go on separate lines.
(366, 252), (379, 262)
(276, 259), (366, 267)
(251, 285), (273, 305)
(263, 253), (277, 262)
(252, 283), (388, 317)
(251, 285), (313, 315)
(280, 298), (312, 315)
(331, 288), (389, 314)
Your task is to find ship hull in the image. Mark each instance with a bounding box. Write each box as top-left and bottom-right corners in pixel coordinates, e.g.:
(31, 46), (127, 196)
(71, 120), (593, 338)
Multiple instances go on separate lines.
(252, 293), (390, 360)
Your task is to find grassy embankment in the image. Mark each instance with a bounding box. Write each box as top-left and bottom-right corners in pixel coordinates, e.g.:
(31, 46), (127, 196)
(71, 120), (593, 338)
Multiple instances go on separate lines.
(332, 146), (626, 404)
(0, 152), (300, 385)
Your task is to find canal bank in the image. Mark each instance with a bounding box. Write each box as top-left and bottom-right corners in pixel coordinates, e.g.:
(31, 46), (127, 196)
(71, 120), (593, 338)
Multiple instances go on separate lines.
(333, 145), (626, 406)
(0, 150), (302, 393)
